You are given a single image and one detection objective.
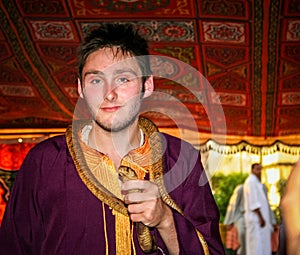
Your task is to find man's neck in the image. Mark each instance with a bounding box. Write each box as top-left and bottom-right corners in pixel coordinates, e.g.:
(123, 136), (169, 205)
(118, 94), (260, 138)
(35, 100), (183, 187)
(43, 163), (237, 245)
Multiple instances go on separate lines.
(88, 121), (142, 168)
(252, 173), (261, 182)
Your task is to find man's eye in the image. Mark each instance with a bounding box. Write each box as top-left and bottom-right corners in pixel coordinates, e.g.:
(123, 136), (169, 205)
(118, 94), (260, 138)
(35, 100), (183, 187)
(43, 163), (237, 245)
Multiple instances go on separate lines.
(87, 79), (103, 86)
(91, 79), (102, 84)
(117, 77), (129, 84)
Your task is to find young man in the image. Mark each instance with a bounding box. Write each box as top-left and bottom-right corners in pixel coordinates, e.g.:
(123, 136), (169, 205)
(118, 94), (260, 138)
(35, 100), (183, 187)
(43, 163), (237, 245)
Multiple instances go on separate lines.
(0, 23), (225, 254)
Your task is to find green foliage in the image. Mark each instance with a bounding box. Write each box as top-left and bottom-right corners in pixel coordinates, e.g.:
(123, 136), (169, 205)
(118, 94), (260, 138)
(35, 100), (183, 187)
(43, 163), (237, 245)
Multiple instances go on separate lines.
(274, 178), (287, 224)
(211, 172), (248, 223)
(277, 178), (287, 197)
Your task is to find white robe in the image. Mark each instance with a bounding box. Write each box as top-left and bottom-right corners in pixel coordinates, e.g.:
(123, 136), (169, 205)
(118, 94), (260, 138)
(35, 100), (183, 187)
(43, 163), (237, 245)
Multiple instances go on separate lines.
(244, 174), (272, 255)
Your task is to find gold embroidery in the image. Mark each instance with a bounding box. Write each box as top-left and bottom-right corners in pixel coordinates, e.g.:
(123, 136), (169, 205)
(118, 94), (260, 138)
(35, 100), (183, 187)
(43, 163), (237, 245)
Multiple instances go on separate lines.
(66, 124), (128, 216)
(102, 203), (109, 255)
(89, 156), (123, 200)
(196, 230), (210, 255)
(112, 209), (132, 255)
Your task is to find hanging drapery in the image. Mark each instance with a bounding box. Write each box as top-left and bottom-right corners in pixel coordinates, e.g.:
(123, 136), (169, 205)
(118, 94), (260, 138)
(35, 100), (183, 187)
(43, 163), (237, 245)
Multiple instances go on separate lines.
(199, 140), (300, 155)
(0, 143), (36, 170)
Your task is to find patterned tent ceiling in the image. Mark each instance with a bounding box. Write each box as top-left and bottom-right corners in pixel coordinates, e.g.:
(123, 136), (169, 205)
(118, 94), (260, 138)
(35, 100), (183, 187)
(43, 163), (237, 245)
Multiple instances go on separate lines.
(0, 0), (300, 144)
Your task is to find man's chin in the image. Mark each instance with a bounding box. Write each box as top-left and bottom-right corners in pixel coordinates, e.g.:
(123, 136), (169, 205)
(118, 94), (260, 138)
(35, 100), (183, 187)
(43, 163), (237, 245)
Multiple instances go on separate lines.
(94, 111), (139, 133)
(95, 121), (131, 133)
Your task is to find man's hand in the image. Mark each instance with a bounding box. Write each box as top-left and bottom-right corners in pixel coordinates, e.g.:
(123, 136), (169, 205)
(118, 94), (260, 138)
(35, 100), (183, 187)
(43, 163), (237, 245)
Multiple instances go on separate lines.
(226, 223), (234, 231)
(259, 216), (266, 228)
(253, 208), (265, 228)
(121, 180), (169, 228)
(121, 180), (179, 254)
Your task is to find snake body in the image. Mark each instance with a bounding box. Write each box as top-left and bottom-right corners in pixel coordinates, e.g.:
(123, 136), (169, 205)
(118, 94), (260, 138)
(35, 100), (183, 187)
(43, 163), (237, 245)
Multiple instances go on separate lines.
(119, 166), (156, 254)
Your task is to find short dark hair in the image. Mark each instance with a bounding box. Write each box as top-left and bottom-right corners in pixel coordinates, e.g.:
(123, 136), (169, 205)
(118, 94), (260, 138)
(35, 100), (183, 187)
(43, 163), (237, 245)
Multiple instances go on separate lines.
(77, 23), (152, 84)
(251, 163), (261, 170)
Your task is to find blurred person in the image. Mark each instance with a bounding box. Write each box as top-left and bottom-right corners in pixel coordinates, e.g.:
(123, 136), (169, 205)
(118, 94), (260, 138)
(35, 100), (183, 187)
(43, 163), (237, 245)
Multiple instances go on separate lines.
(280, 159), (300, 255)
(224, 184), (245, 255)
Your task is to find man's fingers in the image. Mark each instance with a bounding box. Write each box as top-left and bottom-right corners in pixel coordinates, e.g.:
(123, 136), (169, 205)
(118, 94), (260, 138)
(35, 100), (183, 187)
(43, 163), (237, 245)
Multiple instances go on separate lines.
(121, 180), (149, 191)
(127, 203), (155, 224)
(121, 180), (158, 197)
(124, 191), (157, 204)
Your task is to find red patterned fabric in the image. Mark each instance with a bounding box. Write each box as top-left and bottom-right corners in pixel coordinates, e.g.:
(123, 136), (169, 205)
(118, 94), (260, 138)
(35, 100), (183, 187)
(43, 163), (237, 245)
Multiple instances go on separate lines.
(0, 143), (36, 170)
(0, 185), (6, 225)
(0, 143), (36, 224)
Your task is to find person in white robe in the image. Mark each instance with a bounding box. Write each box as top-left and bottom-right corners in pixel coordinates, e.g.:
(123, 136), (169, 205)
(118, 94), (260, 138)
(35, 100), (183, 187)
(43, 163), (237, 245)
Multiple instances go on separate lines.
(244, 163), (273, 255)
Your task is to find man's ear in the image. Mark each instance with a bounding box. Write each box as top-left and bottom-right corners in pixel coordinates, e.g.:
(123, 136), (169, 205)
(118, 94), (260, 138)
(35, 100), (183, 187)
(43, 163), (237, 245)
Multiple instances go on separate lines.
(77, 78), (84, 98)
(143, 75), (154, 98)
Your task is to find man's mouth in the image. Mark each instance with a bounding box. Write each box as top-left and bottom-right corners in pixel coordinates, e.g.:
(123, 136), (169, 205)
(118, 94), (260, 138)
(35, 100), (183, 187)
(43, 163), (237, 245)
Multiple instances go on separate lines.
(101, 106), (121, 112)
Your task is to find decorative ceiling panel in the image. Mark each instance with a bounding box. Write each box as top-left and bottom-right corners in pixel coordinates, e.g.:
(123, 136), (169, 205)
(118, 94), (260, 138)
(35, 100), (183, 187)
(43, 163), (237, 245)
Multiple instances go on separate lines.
(0, 0), (300, 142)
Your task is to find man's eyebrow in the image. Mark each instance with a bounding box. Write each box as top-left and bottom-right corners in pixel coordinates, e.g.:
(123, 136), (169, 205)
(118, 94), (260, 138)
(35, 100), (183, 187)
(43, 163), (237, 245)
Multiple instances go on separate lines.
(113, 68), (139, 76)
(84, 70), (104, 78)
(83, 68), (139, 78)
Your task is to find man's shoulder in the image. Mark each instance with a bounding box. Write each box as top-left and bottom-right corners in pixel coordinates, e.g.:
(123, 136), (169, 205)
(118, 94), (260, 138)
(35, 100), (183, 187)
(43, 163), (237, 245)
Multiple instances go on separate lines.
(245, 174), (258, 185)
(29, 134), (67, 156)
(161, 132), (196, 150)
(160, 132), (199, 158)
(18, 134), (68, 173)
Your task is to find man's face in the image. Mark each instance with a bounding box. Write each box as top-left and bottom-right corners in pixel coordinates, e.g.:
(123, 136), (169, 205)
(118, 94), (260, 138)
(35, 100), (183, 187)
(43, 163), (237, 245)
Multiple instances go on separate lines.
(78, 47), (153, 132)
(253, 164), (262, 180)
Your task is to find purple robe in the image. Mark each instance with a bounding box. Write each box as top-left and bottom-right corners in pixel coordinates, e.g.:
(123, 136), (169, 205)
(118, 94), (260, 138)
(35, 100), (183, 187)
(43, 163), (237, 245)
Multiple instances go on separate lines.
(0, 132), (225, 254)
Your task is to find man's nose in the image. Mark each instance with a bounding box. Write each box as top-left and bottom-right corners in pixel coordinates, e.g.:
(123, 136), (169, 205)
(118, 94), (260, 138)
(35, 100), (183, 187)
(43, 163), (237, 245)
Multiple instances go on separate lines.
(104, 84), (118, 102)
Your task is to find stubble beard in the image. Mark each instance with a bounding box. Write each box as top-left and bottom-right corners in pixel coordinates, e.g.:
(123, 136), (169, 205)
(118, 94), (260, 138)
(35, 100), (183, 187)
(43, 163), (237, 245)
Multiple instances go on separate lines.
(94, 99), (142, 133)
(95, 111), (139, 133)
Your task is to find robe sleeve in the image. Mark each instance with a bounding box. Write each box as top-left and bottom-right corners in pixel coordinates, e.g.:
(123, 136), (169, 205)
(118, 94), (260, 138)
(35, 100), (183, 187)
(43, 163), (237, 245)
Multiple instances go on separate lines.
(160, 134), (225, 255)
(0, 144), (44, 255)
